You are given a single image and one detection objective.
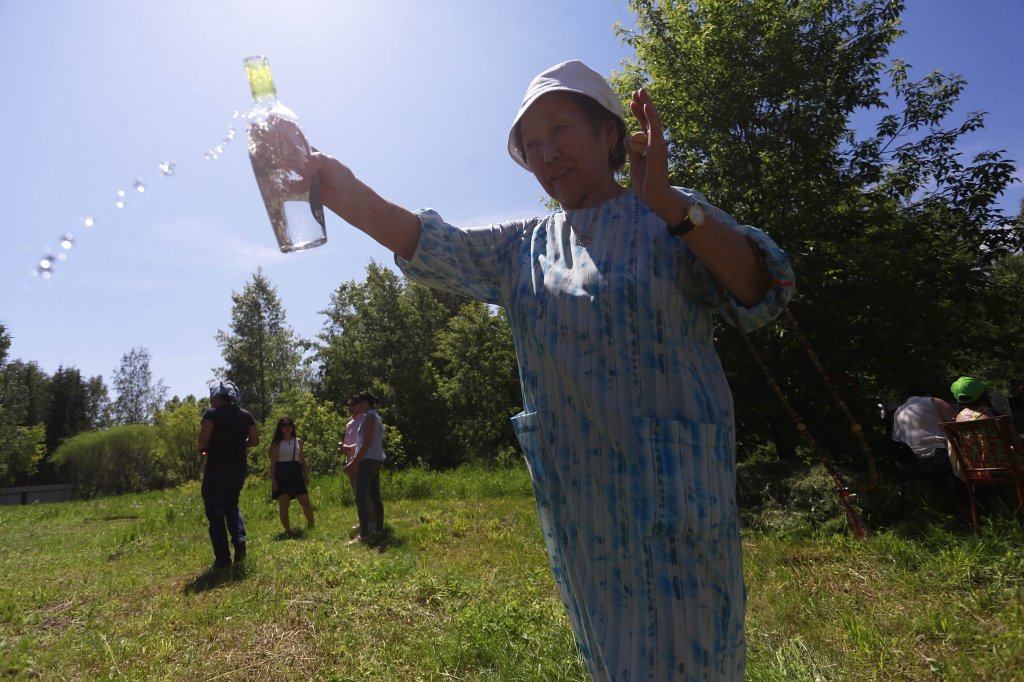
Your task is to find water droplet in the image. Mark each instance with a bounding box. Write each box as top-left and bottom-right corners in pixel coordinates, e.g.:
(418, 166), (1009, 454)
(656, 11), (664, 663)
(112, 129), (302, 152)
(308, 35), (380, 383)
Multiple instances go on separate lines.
(36, 267), (52, 279)
(56, 252), (68, 261)
(82, 215), (95, 228)
(115, 189), (126, 208)
(134, 179), (146, 193)
(225, 128), (236, 140)
(158, 161), (175, 176)
(39, 255), (55, 269)
(232, 110), (241, 119)
(214, 145), (224, 154)
(60, 234), (75, 249)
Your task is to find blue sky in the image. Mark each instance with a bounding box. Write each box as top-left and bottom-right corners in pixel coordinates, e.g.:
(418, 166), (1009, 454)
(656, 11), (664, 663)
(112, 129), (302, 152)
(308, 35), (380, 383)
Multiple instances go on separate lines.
(1, 0), (1021, 402)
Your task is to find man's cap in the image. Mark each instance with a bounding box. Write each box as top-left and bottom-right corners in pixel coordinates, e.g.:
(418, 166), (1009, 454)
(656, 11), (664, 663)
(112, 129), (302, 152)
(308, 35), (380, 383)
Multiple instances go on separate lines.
(209, 380), (241, 403)
(507, 60), (626, 170)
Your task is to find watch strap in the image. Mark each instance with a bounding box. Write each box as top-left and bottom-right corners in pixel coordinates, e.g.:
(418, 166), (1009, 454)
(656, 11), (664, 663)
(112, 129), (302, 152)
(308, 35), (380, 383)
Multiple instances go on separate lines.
(667, 215), (696, 237)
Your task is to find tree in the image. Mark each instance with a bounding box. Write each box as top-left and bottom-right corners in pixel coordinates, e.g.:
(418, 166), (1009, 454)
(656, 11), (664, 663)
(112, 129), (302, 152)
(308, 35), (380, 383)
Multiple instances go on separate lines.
(83, 375), (110, 430)
(615, 0), (1022, 458)
(314, 261), (462, 467)
(0, 359), (51, 427)
(0, 350), (50, 485)
(0, 323), (9, 364)
(110, 347), (168, 425)
(44, 366), (92, 455)
(215, 269), (301, 423)
(432, 302), (522, 465)
(0, 421), (44, 487)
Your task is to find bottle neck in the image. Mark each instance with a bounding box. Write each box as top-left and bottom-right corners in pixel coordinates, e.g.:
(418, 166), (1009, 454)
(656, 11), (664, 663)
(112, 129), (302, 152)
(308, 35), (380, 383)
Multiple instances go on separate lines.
(251, 92), (278, 107)
(244, 56), (278, 101)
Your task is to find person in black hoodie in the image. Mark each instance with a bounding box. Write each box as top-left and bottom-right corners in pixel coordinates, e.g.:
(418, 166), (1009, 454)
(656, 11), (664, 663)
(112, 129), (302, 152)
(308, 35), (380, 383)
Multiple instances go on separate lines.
(197, 380), (260, 569)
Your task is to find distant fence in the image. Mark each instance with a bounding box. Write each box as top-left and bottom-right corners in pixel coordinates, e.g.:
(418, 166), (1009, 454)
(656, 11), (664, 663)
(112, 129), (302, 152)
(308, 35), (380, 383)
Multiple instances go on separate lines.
(0, 484), (76, 506)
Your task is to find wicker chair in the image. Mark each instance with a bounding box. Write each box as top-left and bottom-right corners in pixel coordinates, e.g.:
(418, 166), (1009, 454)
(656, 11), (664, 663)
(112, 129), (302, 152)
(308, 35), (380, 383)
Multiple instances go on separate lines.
(940, 416), (1024, 529)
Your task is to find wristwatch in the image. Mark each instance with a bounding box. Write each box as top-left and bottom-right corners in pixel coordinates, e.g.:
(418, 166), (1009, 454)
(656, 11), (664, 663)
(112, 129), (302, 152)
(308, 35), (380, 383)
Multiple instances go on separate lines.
(666, 199), (706, 237)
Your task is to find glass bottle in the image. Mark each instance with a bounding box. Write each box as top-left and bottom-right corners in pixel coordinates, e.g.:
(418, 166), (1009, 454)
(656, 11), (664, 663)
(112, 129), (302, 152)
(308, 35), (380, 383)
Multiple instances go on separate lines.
(244, 55), (326, 252)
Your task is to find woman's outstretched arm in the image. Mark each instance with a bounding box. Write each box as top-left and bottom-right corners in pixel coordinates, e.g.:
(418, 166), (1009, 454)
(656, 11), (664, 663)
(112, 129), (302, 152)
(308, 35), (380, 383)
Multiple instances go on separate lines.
(309, 152), (421, 260)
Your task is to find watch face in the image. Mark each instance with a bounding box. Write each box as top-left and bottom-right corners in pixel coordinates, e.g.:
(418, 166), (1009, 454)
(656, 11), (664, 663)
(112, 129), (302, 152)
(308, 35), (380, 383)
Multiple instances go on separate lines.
(689, 202), (706, 226)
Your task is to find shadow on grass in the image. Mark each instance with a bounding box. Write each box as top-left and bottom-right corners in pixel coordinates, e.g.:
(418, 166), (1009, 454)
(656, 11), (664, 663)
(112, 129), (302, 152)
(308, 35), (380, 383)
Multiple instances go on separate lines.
(347, 527), (402, 553)
(184, 563), (248, 594)
(272, 528), (313, 541)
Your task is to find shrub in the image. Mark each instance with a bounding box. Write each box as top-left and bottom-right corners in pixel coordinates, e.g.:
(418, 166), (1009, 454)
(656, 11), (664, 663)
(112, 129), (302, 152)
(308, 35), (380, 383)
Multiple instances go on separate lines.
(737, 459), (851, 535)
(152, 398), (206, 485)
(52, 425), (165, 496)
(254, 392), (347, 476)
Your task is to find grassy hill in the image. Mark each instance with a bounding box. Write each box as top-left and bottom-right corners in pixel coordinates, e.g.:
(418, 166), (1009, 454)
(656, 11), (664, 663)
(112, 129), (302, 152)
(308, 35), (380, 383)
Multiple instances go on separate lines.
(1, 466), (1022, 680)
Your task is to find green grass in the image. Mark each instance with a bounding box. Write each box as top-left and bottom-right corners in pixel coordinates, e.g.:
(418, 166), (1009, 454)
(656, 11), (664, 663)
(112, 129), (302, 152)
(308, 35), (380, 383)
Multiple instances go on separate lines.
(1, 466), (1022, 680)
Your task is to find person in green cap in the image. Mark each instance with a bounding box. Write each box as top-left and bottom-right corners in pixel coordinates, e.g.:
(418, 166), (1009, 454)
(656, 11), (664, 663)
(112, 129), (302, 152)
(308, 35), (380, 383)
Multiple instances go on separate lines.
(948, 376), (1003, 483)
(950, 376), (1000, 422)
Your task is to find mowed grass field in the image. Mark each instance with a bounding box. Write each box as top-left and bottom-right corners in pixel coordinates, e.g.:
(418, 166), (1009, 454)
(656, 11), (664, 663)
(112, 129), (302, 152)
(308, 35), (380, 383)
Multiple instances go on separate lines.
(1, 466), (1022, 681)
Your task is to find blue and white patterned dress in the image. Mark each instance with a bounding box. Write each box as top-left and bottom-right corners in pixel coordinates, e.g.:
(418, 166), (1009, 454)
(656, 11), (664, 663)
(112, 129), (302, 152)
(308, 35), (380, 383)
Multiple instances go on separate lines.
(397, 188), (794, 681)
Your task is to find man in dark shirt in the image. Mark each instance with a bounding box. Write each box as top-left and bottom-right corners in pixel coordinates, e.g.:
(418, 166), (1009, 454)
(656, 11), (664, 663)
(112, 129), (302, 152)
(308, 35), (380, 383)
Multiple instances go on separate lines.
(197, 381), (260, 569)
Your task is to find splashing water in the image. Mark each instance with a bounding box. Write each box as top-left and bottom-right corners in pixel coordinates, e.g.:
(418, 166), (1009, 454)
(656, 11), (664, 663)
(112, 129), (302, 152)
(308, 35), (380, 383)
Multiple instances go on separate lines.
(38, 255), (55, 272)
(205, 121), (238, 161)
(34, 107), (248, 279)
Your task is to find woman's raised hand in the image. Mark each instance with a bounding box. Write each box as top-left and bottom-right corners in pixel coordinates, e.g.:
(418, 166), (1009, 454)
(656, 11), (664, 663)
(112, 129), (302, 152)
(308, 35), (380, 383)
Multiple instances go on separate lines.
(627, 88), (675, 216)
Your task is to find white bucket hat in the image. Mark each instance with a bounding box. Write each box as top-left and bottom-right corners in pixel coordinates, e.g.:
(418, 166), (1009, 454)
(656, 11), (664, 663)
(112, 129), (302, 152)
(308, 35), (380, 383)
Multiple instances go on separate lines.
(507, 60), (626, 170)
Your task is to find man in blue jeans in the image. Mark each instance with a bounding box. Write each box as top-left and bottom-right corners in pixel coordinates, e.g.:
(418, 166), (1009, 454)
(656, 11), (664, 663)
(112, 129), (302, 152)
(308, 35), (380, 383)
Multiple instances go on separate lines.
(343, 391), (386, 544)
(197, 381), (260, 569)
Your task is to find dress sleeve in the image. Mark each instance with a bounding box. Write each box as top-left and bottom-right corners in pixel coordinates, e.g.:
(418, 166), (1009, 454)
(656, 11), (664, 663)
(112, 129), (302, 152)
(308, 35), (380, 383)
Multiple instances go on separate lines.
(677, 189), (796, 333)
(394, 209), (532, 305)
(713, 223), (795, 332)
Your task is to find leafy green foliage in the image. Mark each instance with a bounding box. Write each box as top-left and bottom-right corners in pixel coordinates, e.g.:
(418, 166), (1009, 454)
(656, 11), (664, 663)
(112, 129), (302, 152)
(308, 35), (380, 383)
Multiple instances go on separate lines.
(152, 396), (206, 485)
(432, 302), (522, 465)
(0, 423), (44, 487)
(44, 366), (93, 454)
(0, 359), (51, 428)
(0, 352), (49, 485)
(51, 425), (167, 495)
(314, 261), (463, 467)
(215, 268), (302, 423)
(257, 388), (348, 476)
(615, 0), (1023, 462)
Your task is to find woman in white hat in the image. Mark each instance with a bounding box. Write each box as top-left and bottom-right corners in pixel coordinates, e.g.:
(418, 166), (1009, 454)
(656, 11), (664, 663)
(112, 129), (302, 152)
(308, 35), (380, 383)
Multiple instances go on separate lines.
(310, 60), (794, 680)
